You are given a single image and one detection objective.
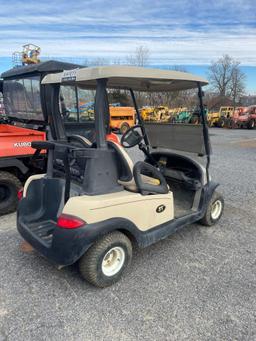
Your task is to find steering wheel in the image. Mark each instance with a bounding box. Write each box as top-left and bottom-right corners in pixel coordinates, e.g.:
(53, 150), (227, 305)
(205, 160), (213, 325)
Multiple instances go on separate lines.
(121, 125), (146, 148)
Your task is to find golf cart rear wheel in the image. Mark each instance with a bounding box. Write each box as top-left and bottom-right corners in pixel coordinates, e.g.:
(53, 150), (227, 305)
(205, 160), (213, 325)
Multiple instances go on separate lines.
(120, 123), (130, 135)
(79, 231), (132, 287)
(199, 191), (224, 226)
(0, 171), (22, 215)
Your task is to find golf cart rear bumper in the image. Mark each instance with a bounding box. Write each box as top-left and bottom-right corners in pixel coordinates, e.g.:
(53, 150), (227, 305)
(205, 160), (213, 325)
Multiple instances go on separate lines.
(17, 210), (93, 266)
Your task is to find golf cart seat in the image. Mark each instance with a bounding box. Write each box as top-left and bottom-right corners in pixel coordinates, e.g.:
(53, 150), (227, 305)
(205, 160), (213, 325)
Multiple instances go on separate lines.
(68, 135), (92, 148)
(108, 141), (169, 194)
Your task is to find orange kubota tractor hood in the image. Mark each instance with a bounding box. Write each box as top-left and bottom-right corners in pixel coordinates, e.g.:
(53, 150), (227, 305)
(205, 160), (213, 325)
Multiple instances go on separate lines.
(0, 124), (46, 158)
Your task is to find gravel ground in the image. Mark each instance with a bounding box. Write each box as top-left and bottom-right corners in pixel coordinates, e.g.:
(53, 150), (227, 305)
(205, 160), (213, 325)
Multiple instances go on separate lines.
(0, 128), (256, 341)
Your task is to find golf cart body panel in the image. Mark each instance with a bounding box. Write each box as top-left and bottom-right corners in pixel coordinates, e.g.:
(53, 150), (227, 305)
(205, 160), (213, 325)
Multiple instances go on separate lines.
(17, 66), (222, 275)
(18, 174), (218, 266)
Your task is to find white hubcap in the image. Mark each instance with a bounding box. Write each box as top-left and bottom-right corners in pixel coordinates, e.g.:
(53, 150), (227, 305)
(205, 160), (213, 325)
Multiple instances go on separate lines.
(102, 247), (125, 277)
(211, 199), (222, 220)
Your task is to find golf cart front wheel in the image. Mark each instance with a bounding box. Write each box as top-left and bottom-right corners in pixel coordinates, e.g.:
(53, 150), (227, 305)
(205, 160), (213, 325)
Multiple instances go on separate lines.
(199, 191), (224, 226)
(79, 231), (132, 287)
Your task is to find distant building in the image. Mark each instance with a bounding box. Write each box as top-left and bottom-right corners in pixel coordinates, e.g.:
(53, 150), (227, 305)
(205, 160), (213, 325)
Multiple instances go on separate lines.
(240, 95), (256, 106)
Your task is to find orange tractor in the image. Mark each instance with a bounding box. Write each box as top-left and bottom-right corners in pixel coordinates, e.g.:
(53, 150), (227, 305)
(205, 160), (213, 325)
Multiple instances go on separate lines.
(0, 60), (81, 215)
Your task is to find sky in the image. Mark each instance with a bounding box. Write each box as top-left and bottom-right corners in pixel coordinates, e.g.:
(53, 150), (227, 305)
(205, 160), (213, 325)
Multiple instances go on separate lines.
(0, 0), (255, 93)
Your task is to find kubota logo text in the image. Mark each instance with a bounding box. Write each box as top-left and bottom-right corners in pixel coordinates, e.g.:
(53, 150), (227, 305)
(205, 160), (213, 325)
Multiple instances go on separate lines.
(13, 142), (32, 148)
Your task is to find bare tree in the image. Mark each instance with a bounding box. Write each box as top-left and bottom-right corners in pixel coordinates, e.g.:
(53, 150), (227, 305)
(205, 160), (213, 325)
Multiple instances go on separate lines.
(208, 55), (246, 104)
(126, 46), (149, 67)
(88, 57), (109, 67)
(230, 65), (246, 105)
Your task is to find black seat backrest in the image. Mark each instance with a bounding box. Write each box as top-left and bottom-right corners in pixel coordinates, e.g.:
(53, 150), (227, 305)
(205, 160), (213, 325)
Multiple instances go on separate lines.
(107, 141), (133, 182)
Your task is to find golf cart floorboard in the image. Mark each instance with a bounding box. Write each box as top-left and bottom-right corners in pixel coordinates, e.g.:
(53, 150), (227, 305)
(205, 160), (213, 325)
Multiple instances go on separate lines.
(174, 200), (193, 218)
(168, 181), (195, 218)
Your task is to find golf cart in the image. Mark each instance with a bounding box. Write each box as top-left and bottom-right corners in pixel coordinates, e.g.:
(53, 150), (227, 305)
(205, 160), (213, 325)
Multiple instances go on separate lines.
(17, 66), (224, 288)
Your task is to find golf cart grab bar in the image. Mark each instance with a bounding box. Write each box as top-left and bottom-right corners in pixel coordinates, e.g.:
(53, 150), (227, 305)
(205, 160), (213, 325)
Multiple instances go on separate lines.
(31, 141), (55, 150)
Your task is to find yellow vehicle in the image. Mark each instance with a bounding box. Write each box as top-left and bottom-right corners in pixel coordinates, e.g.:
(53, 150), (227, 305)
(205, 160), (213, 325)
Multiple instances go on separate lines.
(207, 107), (234, 127)
(140, 106), (154, 121)
(141, 106), (171, 122)
(207, 111), (220, 127)
(109, 106), (136, 134)
(12, 44), (41, 67)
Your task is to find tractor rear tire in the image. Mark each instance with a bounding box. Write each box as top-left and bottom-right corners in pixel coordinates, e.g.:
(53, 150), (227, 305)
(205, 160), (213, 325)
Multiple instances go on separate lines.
(0, 171), (22, 215)
(190, 116), (199, 124)
(199, 191), (224, 227)
(120, 123), (130, 135)
(79, 231), (132, 288)
(218, 118), (225, 128)
(247, 120), (255, 129)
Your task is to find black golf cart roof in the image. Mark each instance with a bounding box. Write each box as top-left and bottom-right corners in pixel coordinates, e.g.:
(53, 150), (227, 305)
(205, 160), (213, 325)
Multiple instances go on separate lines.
(42, 65), (208, 91)
(1, 60), (82, 79)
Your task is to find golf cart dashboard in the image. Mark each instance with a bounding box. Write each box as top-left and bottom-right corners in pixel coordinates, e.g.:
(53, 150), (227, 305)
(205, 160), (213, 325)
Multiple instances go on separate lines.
(147, 152), (203, 190)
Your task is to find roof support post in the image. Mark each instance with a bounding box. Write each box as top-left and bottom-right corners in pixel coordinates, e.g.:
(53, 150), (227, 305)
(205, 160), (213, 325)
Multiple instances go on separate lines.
(130, 88), (150, 149)
(197, 82), (210, 183)
(95, 79), (108, 149)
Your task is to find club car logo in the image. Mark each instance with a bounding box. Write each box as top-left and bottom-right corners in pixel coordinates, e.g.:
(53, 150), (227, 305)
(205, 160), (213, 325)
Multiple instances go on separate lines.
(156, 204), (166, 213)
(13, 142), (32, 148)
(62, 69), (78, 82)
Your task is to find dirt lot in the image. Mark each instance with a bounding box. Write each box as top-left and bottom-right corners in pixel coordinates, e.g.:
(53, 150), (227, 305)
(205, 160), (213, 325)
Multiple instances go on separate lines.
(0, 128), (256, 341)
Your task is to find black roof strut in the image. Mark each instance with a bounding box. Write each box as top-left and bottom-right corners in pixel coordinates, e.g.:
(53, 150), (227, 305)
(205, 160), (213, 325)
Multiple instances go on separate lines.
(198, 82), (211, 183)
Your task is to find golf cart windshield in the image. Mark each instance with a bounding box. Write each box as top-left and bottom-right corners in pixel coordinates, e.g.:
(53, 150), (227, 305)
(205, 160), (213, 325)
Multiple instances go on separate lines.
(42, 66), (209, 155)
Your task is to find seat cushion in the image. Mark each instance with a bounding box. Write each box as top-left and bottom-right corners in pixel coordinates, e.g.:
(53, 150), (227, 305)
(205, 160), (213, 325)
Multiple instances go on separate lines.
(119, 175), (160, 192)
(108, 141), (162, 192)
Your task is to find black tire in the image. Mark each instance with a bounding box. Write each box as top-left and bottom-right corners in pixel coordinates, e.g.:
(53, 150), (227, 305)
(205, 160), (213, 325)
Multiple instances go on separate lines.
(225, 118), (231, 128)
(79, 231), (132, 288)
(0, 171), (22, 215)
(199, 191), (224, 226)
(247, 119), (255, 129)
(120, 122), (130, 135)
(217, 118), (225, 128)
(190, 115), (199, 124)
(229, 120), (236, 129)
